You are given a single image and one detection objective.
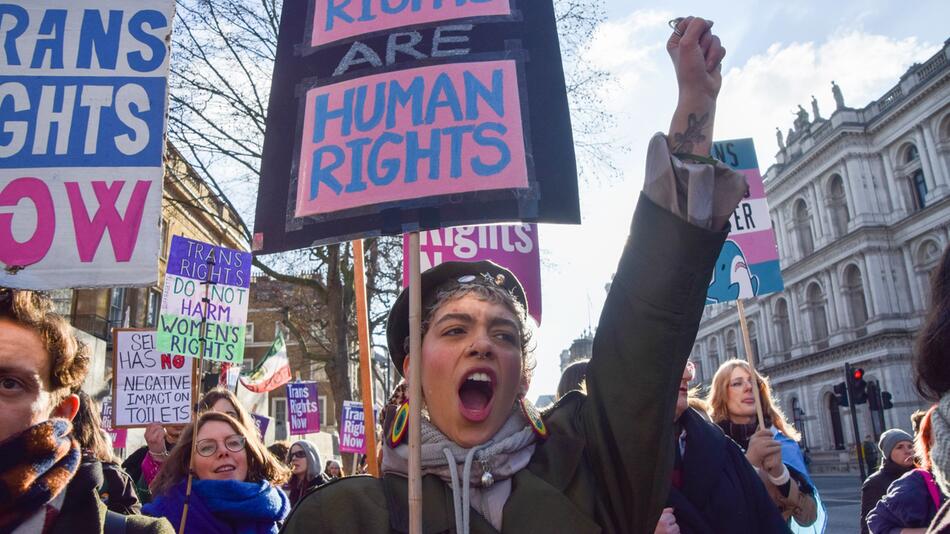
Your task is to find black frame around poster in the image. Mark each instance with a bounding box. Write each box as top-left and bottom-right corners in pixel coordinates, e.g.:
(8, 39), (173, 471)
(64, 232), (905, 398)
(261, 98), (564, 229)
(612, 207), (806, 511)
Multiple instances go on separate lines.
(253, 0), (579, 253)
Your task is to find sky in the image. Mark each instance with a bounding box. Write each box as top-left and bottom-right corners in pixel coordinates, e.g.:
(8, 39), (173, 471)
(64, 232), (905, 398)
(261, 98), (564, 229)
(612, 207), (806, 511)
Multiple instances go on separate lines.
(525, 0), (950, 401)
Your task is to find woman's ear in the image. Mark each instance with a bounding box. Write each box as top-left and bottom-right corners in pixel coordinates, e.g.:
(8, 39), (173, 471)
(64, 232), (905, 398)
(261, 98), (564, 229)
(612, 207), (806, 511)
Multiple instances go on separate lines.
(402, 356), (411, 380)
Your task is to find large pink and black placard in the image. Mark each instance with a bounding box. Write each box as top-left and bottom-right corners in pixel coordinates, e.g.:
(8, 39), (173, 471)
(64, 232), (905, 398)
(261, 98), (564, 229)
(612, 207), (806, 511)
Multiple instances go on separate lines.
(254, 0), (578, 252)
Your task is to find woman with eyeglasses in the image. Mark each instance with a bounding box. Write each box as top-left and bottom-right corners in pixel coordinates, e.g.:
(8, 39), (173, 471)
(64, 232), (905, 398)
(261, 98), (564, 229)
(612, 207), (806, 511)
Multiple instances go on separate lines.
(706, 360), (820, 530)
(140, 388), (265, 500)
(286, 441), (329, 505)
(144, 411), (291, 533)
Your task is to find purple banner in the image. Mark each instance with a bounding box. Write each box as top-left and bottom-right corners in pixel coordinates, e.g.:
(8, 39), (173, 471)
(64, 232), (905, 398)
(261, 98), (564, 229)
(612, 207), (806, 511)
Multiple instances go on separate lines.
(340, 401), (365, 454)
(287, 382), (320, 435)
(251, 413), (270, 440)
(404, 224), (542, 324)
(166, 235), (252, 287)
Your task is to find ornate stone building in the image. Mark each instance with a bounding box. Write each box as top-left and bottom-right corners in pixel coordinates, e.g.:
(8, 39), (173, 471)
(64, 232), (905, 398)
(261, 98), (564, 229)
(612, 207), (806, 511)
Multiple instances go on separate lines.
(692, 40), (950, 472)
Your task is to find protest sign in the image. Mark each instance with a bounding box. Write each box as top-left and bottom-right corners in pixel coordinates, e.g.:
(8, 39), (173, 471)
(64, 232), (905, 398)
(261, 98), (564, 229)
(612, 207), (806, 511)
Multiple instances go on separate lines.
(404, 223), (542, 323)
(0, 0), (175, 289)
(340, 400), (366, 454)
(287, 382), (320, 435)
(100, 395), (128, 449)
(251, 413), (271, 440)
(157, 236), (252, 363)
(112, 329), (194, 428)
(253, 0), (579, 253)
(706, 139), (784, 304)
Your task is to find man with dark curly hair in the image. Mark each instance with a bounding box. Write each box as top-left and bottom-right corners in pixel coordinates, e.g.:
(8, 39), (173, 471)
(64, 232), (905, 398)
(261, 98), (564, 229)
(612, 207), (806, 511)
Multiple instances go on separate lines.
(0, 288), (173, 533)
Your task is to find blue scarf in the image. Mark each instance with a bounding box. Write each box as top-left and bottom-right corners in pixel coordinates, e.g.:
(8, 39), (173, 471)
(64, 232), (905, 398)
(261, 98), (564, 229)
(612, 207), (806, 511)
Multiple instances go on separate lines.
(143, 479), (289, 534)
(773, 430), (827, 534)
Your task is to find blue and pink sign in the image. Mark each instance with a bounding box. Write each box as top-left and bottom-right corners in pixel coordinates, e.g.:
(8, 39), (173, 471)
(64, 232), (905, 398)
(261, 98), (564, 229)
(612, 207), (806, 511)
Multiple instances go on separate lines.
(0, 0), (175, 290)
(404, 223), (542, 324)
(706, 139), (784, 304)
(287, 382), (321, 435)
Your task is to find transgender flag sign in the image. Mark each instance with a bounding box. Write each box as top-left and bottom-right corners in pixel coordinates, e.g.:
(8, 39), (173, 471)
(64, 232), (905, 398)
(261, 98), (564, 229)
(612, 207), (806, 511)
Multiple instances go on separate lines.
(706, 139), (784, 304)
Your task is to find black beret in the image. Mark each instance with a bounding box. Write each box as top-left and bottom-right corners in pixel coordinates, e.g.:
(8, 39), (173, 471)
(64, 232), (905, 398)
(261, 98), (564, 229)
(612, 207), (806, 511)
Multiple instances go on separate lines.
(385, 260), (527, 377)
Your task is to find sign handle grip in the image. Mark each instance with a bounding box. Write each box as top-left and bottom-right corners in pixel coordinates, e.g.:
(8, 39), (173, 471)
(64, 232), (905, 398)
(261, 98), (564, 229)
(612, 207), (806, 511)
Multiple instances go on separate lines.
(737, 299), (766, 429)
(408, 232), (423, 534)
(353, 238), (379, 476)
(179, 258), (214, 534)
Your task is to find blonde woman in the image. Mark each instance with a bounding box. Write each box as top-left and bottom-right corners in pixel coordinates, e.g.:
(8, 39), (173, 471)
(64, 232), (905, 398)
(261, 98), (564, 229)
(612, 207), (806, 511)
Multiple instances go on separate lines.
(707, 359), (821, 529)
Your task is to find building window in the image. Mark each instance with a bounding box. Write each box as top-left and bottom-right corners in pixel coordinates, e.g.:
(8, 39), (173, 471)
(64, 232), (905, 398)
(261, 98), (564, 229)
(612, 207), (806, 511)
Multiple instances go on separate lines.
(707, 338), (720, 374)
(806, 282), (829, 341)
(843, 265), (869, 327)
(725, 330), (738, 361)
(916, 239), (944, 306)
(794, 199), (814, 257)
(48, 289), (73, 317)
(245, 323), (255, 344)
(272, 398), (288, 441)
(746, 320), (760, 366)
(911, 169), (928, 210)
(108, 288), (126, 328)
(791, 397), (807, 450)
(904, 144), (919, 163)
(773, 298), (792, 352)
(145, 289), (161, 327)
(319, 395), (327, 427)
(828, 174), (850, 236)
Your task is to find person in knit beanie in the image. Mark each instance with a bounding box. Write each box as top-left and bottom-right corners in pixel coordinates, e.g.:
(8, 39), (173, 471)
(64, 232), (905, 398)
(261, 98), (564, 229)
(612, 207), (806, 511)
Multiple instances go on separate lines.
(860, 429), (915, 533)
(911, 244), (950, 532)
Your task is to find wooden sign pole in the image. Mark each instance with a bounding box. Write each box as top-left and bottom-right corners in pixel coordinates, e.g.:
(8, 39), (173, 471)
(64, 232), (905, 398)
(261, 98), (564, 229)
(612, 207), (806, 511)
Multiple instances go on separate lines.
(736, 299), (766, 429)
(407, 232), (423, 534)
(179, 256), (214, 534)
(352, 239), (379, 477)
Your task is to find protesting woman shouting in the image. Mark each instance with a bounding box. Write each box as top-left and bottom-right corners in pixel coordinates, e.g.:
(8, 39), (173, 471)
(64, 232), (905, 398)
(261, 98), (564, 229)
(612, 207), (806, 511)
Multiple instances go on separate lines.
(282, 16), (747, 534)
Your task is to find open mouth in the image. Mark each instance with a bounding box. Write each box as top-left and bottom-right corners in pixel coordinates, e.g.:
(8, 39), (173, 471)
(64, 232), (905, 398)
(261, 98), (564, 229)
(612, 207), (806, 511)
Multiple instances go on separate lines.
(458, 369), (495, 422)
(734, 260), (747, 273)
(214, 465), (236, 474)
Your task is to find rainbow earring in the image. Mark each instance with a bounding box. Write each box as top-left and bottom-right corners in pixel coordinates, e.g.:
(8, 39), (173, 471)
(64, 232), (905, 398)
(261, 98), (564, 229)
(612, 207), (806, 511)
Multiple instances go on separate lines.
(388, 401), (409, 448)
(519, 397), (548, 440)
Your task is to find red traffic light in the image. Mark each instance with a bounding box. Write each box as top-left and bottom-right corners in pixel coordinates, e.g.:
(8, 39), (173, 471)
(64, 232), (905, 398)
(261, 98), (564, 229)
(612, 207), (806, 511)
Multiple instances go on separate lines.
(853, 368), (865, 381)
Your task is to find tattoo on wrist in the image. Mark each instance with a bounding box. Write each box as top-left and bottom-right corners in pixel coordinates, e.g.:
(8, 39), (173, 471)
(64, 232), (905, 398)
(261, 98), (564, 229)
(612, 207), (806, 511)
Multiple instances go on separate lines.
(671, 112), (709, 153)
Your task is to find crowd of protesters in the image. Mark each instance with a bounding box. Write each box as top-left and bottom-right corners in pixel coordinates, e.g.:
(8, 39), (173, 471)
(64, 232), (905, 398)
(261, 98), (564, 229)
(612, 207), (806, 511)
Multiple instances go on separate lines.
(2, 15), (949, 534)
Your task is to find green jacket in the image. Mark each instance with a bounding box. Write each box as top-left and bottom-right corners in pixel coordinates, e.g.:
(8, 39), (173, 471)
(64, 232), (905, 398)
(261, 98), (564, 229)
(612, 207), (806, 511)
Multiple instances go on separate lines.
(282, 195), (728, 534)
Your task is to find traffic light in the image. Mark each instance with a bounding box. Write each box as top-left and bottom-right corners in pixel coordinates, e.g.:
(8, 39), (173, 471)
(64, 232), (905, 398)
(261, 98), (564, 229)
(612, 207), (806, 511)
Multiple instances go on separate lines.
(882, 391), (894, 410)
(868, 382), (881, 411)
(850, 368), (868, 405)
(834, 382), (849, 407)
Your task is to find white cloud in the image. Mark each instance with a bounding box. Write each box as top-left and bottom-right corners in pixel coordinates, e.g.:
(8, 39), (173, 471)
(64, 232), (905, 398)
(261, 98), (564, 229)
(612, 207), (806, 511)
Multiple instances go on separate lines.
(717, 31), (940, 169)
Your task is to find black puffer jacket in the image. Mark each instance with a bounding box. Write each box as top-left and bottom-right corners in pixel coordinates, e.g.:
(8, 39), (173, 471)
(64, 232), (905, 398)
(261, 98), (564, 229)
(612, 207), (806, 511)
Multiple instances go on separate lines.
(861, 459), (912, 534)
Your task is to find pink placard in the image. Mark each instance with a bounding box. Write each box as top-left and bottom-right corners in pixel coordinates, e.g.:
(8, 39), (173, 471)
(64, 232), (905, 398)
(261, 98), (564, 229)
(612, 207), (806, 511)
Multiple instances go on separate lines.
(295, 60), (528, 217)
(310, 0), (512, 47)
(403, 223), (541, 324)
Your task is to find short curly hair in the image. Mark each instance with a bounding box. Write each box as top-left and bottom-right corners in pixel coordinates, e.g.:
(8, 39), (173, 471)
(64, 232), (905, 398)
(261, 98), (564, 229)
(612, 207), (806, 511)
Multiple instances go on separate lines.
(0, 288), (90, 405)
(420, 283), (536, 383)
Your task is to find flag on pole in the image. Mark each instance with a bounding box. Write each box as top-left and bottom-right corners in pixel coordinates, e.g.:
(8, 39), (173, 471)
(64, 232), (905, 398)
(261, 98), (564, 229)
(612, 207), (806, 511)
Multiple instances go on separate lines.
(239, 329), (292, 393)
(219, 363), (241, 391)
